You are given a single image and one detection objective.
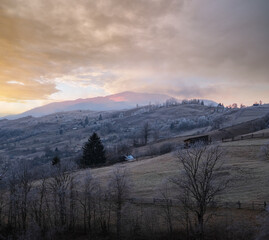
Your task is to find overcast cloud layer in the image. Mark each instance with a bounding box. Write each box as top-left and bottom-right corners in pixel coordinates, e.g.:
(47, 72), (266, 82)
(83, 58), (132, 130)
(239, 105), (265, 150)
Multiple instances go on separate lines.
(1, 0), (269, 112)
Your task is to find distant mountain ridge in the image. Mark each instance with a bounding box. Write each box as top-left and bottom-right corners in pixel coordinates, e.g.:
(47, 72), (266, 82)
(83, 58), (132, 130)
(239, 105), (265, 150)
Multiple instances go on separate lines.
(3, 91), (218, 120)
(4, 92), (170, 119)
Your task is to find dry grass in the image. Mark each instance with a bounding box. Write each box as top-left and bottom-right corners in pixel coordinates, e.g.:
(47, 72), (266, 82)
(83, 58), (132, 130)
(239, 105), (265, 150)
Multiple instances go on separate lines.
(72, 136), (269, 203)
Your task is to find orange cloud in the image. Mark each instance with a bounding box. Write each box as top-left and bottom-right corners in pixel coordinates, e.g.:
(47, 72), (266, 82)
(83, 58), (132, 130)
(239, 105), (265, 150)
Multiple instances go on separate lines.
(0, 0), (268, 110)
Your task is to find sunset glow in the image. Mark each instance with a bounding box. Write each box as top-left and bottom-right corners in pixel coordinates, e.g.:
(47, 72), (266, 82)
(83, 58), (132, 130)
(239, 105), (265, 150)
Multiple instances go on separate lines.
(1, 0), (269, 116)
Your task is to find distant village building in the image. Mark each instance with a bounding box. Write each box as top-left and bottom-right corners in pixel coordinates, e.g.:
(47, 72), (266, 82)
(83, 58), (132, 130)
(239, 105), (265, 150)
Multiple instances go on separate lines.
(184, 135), (211, 148)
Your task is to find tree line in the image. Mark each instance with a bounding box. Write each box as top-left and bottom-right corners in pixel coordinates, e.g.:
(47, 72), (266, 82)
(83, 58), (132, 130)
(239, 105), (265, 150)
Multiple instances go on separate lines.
(0, 140), (264, 240)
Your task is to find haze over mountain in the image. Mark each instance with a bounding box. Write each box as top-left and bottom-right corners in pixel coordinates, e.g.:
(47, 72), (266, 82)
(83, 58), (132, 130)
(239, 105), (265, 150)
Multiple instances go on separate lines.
(3, 91), (218, 120)
(4, 92), (169, 119)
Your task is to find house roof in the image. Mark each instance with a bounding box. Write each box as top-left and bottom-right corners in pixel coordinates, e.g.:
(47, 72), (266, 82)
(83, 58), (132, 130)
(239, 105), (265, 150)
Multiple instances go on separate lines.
(125, 155), (135, 161)
(184, 135), (209, 142)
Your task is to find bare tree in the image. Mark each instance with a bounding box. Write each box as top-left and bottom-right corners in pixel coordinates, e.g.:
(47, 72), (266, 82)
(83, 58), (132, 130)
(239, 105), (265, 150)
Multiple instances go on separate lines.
(5, 161), (33, 234)
(30, 176), (48, 231)
(171, 144), (230, 240)
(260, 142), (269, 161)
(96, 185), (113, 235)
(69, 176), (77, 231)
(0, 157), (9, 184)
(17, 162), (33, 231)
(7, 169), (19, 233)
(142, 122), (150, 145)
(109, 166), (132, 240)
(78, 174), (98, 234)
(158, 180), (174, 239)
(49, 163), (73, 228)
(153, 127), (160, 142)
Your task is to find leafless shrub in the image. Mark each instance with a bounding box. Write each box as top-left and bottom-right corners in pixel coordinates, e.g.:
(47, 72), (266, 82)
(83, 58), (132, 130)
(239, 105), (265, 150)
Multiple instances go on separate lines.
(159, 143), (175, 155)
(121, 204), (142, 239)
(256, 213), (269, 240)
(260, 142), (269, 161)
(225, 218), (256, 240)
(106, 143), (132, 163)
(141, 208), (161, 239)
(205, 217), (256, 240)
(147, 144), (160, 157)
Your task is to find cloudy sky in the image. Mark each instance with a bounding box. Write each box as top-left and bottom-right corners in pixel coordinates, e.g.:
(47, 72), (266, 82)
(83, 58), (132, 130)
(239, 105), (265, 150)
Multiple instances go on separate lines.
(1, 0), (269, 116)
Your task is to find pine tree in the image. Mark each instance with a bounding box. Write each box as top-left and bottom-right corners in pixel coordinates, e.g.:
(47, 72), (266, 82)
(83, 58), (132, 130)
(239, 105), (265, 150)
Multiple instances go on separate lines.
(82, 132), (106, 167)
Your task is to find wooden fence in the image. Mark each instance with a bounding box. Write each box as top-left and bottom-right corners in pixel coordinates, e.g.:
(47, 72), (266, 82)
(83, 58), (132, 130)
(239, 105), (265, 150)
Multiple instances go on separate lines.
(126, 197), (268, 211)
(222, 132), (269, 143)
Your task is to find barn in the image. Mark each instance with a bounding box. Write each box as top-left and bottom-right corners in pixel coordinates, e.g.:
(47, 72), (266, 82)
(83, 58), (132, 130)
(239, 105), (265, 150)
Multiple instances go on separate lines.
(184, 135), (211, 148)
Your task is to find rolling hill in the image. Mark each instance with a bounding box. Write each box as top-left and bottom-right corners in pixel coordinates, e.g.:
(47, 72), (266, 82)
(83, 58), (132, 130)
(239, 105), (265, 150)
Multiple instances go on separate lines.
(0, 102), (268, 169)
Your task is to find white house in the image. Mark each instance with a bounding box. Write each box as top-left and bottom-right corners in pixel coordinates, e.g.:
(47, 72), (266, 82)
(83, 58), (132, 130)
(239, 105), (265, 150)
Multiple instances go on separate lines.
(124, 155), (136, 161)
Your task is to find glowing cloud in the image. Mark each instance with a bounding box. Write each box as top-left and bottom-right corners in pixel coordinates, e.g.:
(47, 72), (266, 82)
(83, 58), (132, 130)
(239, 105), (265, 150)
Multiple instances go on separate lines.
(0, 0), (269, 114)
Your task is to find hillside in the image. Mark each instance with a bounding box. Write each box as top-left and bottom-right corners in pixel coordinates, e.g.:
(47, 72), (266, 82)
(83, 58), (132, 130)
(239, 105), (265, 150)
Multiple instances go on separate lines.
(75, 136), (269, 203)
(0, 103), (268, 170)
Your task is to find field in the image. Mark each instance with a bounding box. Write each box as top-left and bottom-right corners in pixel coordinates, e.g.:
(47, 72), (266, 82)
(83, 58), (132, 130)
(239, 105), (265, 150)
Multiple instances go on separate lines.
(74, 135), (269, 204)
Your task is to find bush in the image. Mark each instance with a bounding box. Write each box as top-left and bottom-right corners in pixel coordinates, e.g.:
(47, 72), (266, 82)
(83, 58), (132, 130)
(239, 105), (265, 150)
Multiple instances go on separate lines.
(159, 143), (174, 155)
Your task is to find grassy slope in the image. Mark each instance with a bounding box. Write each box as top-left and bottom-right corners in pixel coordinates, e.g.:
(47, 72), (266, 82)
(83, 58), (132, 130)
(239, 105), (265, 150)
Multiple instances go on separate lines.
(74, 136), (269, 203)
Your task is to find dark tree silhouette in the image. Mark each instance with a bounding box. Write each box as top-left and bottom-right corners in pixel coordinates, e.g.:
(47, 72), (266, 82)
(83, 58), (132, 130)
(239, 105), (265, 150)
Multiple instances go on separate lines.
(84, 116), (89, 125)
(52, 156), (60, 166)
(142, 122), (150, 145)
(82, 132), (106, 167)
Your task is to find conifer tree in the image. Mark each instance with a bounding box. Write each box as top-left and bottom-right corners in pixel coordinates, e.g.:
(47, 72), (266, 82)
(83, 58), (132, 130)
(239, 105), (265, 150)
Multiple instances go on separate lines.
(82, 132), (106, 167)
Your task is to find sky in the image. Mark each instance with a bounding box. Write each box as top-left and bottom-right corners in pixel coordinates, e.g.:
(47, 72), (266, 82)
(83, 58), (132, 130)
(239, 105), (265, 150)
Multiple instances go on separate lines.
(0, 0), (269, 116)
